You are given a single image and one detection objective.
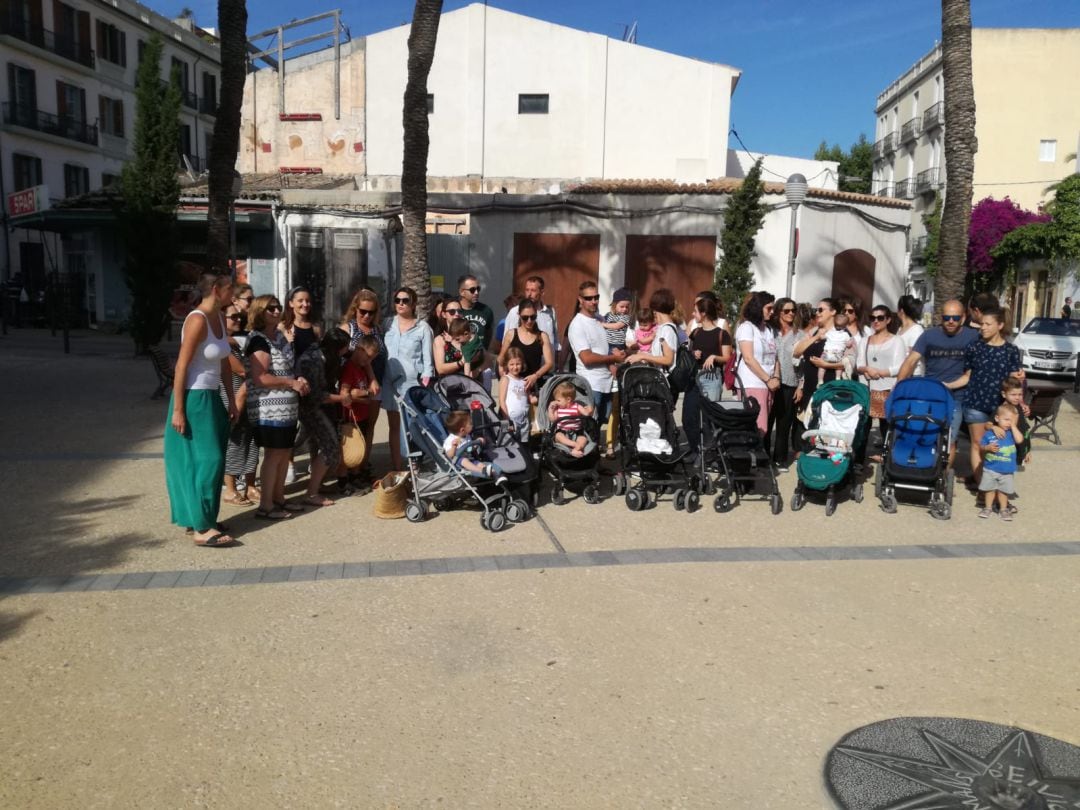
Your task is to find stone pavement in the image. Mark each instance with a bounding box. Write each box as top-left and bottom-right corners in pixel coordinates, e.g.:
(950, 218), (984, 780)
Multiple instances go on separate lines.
(2, 328), (1079, 808)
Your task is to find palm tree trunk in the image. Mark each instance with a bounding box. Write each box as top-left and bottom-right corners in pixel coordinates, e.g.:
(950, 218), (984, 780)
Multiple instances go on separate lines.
(206, 0), (248, 274)
(400, 0), (443, 318)
(935, 0), (977, 317)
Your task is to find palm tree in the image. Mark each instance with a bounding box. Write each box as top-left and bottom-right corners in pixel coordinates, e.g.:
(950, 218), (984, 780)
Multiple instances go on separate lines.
(934, 0), (977, 316)
(206, 0), (248, 274)
(400, 0), (443, 317)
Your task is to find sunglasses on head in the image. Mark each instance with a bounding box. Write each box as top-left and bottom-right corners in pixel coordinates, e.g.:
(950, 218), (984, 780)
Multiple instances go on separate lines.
(581, 294), (601, 302)
(464, 286), (480, 294)
(871, 314), (889, 322)
(394, 297), (412, 305)
(942, 314), (963, 322)
(358, 307), (376, 316)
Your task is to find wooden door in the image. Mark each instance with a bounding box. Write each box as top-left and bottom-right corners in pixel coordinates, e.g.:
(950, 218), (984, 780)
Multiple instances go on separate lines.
(512, 233), (601, 343)
(624, 235), (716, 317)
(830, 249), (876, 312)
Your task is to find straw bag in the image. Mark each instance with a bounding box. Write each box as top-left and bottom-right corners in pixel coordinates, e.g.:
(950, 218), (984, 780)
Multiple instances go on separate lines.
(372, 471), (410, 519)
(340, 415), (367, 469)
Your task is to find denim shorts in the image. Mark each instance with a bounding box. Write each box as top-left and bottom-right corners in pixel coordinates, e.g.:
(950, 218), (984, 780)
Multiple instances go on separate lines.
(963, 407), (992, 427)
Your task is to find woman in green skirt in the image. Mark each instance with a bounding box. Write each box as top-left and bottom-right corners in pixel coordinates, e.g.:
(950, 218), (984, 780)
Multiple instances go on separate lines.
(165, 273), (239, 547)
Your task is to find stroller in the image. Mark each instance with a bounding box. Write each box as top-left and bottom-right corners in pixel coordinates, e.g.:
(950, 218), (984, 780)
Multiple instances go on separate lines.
(876, 378), (955, 519)
(396, 380), (534, 532)
(536, 373), (603, 505)
(791, 380), (871, 516)
(698, 378), (783, 514)
(613, 364), (699, 512)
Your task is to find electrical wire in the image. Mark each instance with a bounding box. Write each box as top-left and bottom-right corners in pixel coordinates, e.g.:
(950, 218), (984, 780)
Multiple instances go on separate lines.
(729, 128), (834, 183)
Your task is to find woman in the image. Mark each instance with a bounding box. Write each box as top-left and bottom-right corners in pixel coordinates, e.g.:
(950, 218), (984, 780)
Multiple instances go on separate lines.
(382, 286), (434, 471)
(296, 328), (355, 507)
(425, 294), (450, 337)
(497, 297), (554, 390)
(838, 297), (871, 339)
(768, 297), (799, 468)
(164, 273), (238, 547)
(734, 291), (779, 435)
(232, 283), (255, 319)
(959, 307), (1022, 484)
(245, 294), (310, 520)
(626, 287), (679, 373)
(896, 294), (925, 376)
(341, 288), (385, 475)
(682, 296), (733, 453)
(857, 304), (908, 461)
(280, 285), (322, 362)
(220, 302), (260, 506)
(686, 290), (728, 334)
(793, 298), (844, 431)
(433, 298), (466, 376)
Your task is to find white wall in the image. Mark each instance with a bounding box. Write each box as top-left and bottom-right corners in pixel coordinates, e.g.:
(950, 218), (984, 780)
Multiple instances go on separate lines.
(725, 151), (839, 190)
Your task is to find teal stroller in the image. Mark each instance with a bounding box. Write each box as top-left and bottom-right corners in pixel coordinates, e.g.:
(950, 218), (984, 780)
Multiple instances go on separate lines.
(790, 380), (871, 516)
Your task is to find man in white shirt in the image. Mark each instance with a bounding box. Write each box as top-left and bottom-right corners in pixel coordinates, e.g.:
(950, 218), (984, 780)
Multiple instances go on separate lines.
(504, 275), (559, 351)
(567, 281), (625, 433)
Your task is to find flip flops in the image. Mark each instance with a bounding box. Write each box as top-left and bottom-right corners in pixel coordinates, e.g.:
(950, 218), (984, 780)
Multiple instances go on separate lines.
(275, 501), (306, 513)
(194, 532), (236, 547)
(255, 509), (292, 521)
(222, 494), (254, 507)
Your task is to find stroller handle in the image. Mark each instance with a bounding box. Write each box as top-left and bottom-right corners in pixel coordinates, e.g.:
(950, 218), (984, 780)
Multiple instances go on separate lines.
(891, 413), (946, 428)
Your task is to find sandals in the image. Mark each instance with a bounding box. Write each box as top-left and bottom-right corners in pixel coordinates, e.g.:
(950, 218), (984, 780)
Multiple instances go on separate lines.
(254, 509), (292, 521)
(194, 532), (236, 547)
(186, 522), (230, 535)
(275, 501), (306, 513)
(302, 494), (335, 507)
(222, 494), (254, 507)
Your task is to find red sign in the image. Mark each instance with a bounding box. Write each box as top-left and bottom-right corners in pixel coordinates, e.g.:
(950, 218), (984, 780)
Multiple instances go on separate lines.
(7, 185), (48, 217)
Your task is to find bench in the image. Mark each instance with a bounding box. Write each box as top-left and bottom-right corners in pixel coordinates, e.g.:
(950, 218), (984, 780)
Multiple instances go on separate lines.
(1027, 384), (1065, 445)
(148, 345), (175, 400)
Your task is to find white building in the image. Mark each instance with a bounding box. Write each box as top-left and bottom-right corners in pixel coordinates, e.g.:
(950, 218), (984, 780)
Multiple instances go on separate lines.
(725, 150), (839, 191)
(1, 0), (221, 324)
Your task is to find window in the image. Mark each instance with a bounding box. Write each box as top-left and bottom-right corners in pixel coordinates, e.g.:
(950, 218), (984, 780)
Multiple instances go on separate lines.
(201, 72), (217, 109)
(912, 90), (919, 118)
(63, 163), (89, 197)
(13, 153), (42, 191)
(56, 80), (86, 122)
(137, 39), (147, 64)
(171, 57), (189, 91)
(1039, 140), (1057, 162)
(98, 95), (124, 137)
(7, 64), (37, 111)
(102, 173), (120, 189)
(426, 93), (434, 114)
(96, 20), (127, 66)
(518, 93), (549, 115)
(179, 123), (192, 162)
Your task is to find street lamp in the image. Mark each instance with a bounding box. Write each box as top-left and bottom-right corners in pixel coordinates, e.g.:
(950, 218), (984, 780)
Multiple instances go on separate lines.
(784, 173), (808, 299)
(229, 170), (243, 280)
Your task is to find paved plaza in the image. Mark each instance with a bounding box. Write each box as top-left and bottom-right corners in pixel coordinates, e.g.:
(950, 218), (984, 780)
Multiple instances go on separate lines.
(2, 329), (1079, 808)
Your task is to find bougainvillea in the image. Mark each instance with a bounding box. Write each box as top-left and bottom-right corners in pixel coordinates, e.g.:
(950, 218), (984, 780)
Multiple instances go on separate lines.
(967, 197), (1048, 275)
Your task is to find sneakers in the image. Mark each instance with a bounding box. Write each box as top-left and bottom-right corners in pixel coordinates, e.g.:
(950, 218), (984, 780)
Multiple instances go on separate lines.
(485, 463), (508, 487)
(284, 463), (297, 485)
(978, 508), (992, 519)
(999, 510), (1013, 522)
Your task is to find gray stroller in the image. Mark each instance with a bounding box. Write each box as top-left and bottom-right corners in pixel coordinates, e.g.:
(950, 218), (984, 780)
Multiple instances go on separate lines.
(536, 373), (603, 505)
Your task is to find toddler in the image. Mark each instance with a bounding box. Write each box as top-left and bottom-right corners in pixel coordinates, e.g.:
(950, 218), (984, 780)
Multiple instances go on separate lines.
(443, 410), (507, 485)
(602, 288), (633, 348)
(631, 308), (657, 354)
(997, 377), (1031, 468)
(499, 347), (532, 440)
(978, 402), (1022, 522)
(821, 312), (855, 382)
(547, 380), (594, 457)
(448, 318), (485, 380)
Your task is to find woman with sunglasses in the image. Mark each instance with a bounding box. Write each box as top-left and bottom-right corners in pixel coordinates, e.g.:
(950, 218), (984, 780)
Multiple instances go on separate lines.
(433, 297), (467, 376)
(857, 304), (907, 460)
(793, 298), (845, 427)
(245, 294), (310, 520)
(341, 288), (386, 477)
(164, 273), (238, 547)
(732, 291), (778, 435)
(383, 287), (434, 471)
(767, 297), (799, 468)
(837, 297), (871, 339)
(220, 302), (260, 507)
(232, 283), (254, 320)
(497, 297), (554, 391)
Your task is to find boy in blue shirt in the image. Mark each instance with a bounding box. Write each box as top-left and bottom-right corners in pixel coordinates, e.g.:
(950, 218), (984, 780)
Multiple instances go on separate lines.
(978, 402), (1023, 522)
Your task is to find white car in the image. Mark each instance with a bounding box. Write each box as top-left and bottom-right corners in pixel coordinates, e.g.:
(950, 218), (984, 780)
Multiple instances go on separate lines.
(1015, 317), (1080, 379)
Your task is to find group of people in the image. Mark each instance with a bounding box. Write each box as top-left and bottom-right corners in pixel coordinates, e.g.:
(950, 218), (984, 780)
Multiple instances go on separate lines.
(163, 270), (1029, 547)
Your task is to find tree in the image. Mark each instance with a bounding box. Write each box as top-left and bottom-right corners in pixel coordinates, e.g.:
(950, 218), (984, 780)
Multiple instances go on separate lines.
(922, 193), (943, 280)
(119, 34), (182, 351)
(813, 134), (872, 194)
(206, 0), (248, 274)
(715, 159), (767, 324)
(935, 0), (978, 316)
(400, 0), (443, 318)
(966, 197), (1047, 290)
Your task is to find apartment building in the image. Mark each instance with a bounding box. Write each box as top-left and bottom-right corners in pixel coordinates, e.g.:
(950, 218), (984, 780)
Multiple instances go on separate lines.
(1, 0), (221, 323)
(872, 28), (1080, 308)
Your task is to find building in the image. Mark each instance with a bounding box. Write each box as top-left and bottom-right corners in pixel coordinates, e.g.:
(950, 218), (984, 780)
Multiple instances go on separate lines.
(725, 150), (839, 191)
(872, 28), (1080, 314)
(1, 0), (221, 326)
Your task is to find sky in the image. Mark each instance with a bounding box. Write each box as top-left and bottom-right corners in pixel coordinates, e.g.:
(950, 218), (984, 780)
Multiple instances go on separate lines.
(150, 0), (1078, 159)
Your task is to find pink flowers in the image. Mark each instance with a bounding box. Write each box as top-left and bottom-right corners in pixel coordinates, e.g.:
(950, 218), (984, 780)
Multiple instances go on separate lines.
(968, 197), (1048, 275)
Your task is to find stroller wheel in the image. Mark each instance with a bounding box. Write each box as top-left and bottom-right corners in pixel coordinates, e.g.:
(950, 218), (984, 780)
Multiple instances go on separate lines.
(825, 490), (837, 517)
(625, 488), (644, 511)
(405, 501), (426, 523)
(703, 476), (717, 496)
(770, 493), (783, 515)
(874, 463), (885, 500)
(879, 493), (898, 514)
(487, 510), (507, 532)
(646, 490), (658, 509)
(551, 487), (567, 506)
(673, 489), (687, 511)
(506, 499), (530, 523)
(612, 472), (628, 497)
(713, 493), (732, 513)
(688, 475), (703, 495)
(930, 501), (951, 521)
(685, 490), (700, 513)
(530, 485), (540, 509)
(790, 488), (805, 512)
(583, 484), (601, 505)
(852, 483), (864, 504)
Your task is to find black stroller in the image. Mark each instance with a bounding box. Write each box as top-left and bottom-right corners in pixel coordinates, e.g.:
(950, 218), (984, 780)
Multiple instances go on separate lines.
(536, 373), (603, 505)
(613, 363), (699, 512)
(698, 378), (783, 514)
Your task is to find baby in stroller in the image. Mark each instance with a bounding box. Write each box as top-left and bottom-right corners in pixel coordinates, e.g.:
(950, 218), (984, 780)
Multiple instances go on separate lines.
(547, 381), (595, 457)
(443, 410), (508, 485)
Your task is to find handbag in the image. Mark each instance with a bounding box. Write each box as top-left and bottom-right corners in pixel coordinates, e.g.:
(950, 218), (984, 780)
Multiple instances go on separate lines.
(664, 324), (696, 394)
(340, 414), (367, 469)
(723, 353), (740, 393)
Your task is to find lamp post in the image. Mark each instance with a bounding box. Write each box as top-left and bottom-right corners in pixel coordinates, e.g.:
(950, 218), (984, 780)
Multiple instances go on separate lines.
(229, 170), (243, 280)
(784, 173), (808, 299)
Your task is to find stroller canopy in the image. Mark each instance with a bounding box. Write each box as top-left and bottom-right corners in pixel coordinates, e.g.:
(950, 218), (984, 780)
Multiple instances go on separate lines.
(618, 363), (673, 405)
(437, 373), (495, 410)
(886, 378), (954, 424)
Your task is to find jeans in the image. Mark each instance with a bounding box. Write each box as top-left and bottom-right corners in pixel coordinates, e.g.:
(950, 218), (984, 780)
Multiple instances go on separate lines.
(592, 391), (613, 436)
(683, 382), (704, 452)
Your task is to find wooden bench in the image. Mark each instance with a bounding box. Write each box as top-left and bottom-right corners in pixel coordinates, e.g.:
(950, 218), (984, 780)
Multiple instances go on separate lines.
(1027, 384), (1065, 445)
(148, 345), (175, 400)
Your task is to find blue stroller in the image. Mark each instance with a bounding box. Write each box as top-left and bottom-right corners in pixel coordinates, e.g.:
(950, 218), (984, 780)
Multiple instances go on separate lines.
(875, 378), (955, 520)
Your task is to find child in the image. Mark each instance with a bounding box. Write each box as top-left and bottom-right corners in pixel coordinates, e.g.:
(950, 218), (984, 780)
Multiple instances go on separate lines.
(338, 335), (380, 493)
(602, 287), (633, 348)
(499, 347), (532, 440)
(631, 308), (657, 354)
(978, 402), (1023, 521)
(443, 410), (507, 485)
(547, 380), (594, 457)
(448, 318), (485, 380)
(821, 311), (855, 382)
(997, 377), (1032, 468)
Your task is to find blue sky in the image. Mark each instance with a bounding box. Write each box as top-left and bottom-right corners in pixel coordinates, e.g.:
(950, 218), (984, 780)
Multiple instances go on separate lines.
(154, 0), (1077, 158)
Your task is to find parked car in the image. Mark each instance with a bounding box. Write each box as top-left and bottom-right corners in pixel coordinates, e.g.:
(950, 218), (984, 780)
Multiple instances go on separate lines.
(1014, 317), (1080, 379)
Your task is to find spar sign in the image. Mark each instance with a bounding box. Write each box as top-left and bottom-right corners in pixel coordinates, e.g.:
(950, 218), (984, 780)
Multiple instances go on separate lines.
(7, 185), (49, 217)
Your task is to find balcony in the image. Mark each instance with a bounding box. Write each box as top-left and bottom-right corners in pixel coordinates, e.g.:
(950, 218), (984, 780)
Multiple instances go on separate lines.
(900, 117), (921, 144)
(875, 184), (893, 198)
(911, 235), (929, 263)
(179, 88), (198, 110)
(915, 167), (941, 194)
(2, 102), (98, 146)
(198, 96), (217, 116)
(873, 138), (886, 161)
(882, 131), (898, 155)
(923, 101), (944, 131)
(0, 13), (96, 69)
(894, 178), (912, 199)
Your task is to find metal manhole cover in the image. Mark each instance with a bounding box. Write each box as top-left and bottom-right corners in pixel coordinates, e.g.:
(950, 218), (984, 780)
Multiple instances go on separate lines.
(826, 717), (1080, 809)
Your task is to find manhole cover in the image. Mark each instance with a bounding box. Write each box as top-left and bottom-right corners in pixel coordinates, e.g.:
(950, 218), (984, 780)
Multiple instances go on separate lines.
(826, 717), (1080, 809)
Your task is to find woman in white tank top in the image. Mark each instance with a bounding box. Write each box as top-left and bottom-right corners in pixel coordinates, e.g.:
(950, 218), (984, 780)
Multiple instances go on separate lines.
(163, 273), (239, 547)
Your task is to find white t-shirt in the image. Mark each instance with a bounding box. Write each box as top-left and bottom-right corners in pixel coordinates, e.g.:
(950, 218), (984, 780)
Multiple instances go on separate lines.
(652, 322), (680, 374)
(899, 323), (925, 376)
(567, 313), (614, 394)
(734, 322), (777, 390)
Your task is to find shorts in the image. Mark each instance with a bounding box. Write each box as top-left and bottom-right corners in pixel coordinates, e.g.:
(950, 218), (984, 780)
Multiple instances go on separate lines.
(978, 468), (1015, 495)
(963, 407), (992, 426)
